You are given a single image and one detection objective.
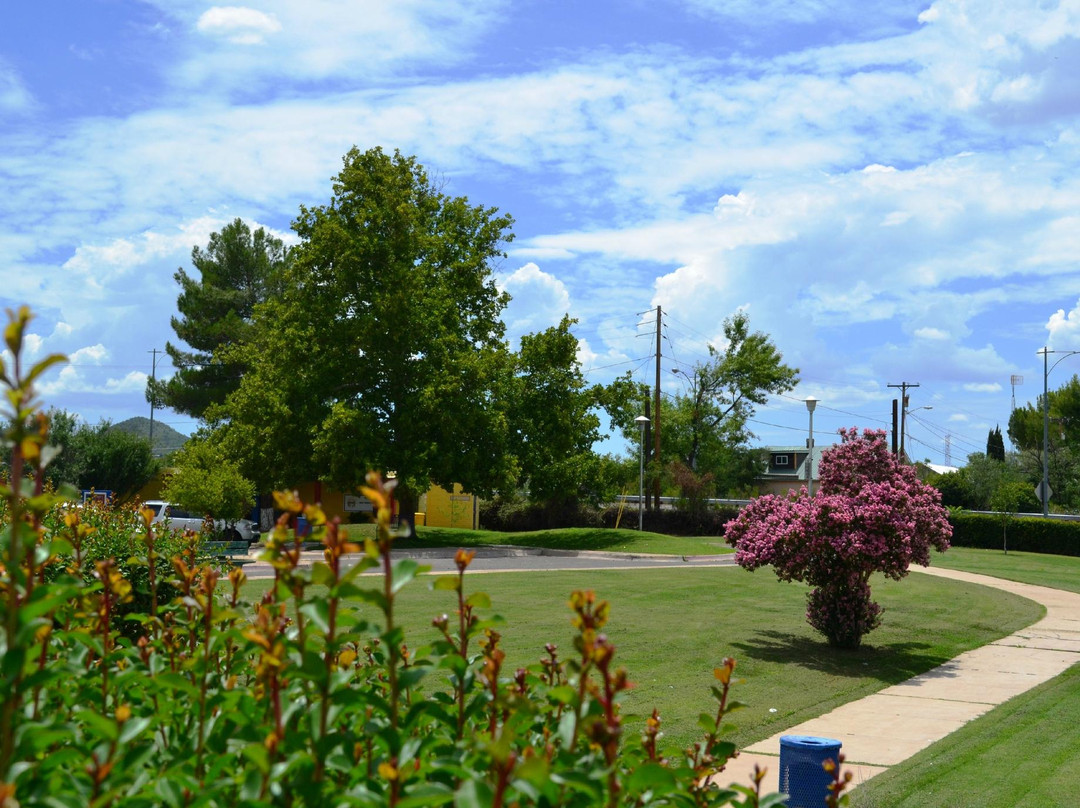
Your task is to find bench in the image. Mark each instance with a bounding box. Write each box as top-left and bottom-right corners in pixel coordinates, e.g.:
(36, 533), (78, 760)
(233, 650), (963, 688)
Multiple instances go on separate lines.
(201, 540), (253, 566)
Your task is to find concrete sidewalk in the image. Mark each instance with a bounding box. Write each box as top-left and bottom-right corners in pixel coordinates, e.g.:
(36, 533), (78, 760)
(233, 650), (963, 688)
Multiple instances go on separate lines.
(718, 566), (1080, 794)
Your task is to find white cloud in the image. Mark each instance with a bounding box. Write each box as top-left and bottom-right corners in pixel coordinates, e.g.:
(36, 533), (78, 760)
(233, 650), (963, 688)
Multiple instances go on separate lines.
(104, 371), (149, 393)
(69, 344), (109, 365)
(164, 0), (508, 91)
(37, 365), (146, 397)
(196, 7), (282, 45)
(499, 263), (572, 341)
(1047, 299), (1080, 347)
(963, 382), (1003, 393)
(914, 327), (950, 340)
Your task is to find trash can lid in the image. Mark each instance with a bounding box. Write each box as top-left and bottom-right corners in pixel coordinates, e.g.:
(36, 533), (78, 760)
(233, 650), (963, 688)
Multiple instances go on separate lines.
(780, 734), (841, 749)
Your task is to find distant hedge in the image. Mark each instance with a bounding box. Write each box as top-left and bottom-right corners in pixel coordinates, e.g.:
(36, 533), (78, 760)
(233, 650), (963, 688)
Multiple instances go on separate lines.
(949, 511), (1080, 556)
(479, 499), (742, 536)
(481, 500), (1080, 553)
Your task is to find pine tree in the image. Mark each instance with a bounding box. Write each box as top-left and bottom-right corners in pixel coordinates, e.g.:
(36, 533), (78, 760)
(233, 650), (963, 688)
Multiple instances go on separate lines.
(986, 425), (1006, 462)
(147, 219), (289, 419)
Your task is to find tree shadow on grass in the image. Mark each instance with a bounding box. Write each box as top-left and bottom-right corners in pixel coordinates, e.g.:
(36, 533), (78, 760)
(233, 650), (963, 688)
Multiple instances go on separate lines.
(730, 630), (956, 685)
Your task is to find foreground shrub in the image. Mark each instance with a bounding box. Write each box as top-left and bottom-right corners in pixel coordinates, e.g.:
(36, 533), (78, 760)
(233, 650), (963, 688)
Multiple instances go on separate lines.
(1, 307), (849, 807)
(725, 428), (952, 649)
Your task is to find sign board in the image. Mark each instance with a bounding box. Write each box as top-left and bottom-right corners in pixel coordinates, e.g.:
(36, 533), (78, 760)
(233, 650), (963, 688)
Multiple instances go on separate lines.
(1036, 481), (1053, 504)
(343, 494), (374, 513)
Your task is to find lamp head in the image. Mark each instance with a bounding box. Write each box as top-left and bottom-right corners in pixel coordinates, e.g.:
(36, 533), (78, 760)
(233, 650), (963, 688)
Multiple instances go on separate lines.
(804, 396), (818, 413)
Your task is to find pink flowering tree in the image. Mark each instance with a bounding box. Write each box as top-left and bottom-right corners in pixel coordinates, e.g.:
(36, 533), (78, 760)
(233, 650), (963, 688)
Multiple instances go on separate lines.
(725, 428), (952, 648)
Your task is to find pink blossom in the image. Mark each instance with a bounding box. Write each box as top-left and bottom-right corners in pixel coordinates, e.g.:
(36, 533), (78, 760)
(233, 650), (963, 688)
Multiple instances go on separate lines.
(725, 428), (951, 648)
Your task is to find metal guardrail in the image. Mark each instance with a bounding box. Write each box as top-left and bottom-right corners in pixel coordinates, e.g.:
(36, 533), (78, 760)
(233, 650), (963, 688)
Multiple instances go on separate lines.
(615, 499), (1080, 520)
(615, 495), (751, 508)
(967, 510), (1080, 522)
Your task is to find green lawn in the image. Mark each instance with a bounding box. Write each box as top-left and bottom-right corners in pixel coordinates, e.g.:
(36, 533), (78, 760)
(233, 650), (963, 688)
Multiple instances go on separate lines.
(243, 564), (1040, 752)
(932, 545), (1080, 594)
(850, 662), (1080, 807)
(343, 523), (734, 556)
(849, 547), (1080, 806)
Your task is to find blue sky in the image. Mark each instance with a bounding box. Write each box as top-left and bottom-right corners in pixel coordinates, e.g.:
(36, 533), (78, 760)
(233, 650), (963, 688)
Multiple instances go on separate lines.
(3, 0), (1080, 466)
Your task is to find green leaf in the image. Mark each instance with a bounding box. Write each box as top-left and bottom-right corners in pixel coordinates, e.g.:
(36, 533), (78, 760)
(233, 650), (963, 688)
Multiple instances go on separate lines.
(154, 672), (201, 698)
(299, 599), (332, 633)
(398, 783), (455, 808)
(464, 591), (491, 609)
(759, 794), (791, 808)
(454, 779), (494, 808)
(557, 708), (577, 749)
(625, 763), (678, 795)
(119, 716), (153, 744)
(548, 685), (578, 705)
(512, 755), (550, 788)
(341, 555), (380, 583)
(392, 558), (429, 594)
(431, 575), (461, 592)
(310, 562), (337, 587)
(242, 741), (271, 774)
(76, 708), (118, 742)
(398, 666), (430, 689)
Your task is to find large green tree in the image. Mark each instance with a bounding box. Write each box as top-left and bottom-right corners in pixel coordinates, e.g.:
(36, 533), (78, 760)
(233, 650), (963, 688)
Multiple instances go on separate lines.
(663, 313), (797, 497)
(1008, 375), (1080, 510)
(501, 316), (606, 506)
(214, 147), (515, 526)
(148, 218), (289, 419)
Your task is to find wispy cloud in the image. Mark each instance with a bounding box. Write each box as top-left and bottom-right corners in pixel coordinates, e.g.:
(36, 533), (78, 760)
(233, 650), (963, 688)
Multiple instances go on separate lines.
(196, 6), (282, 45)
(0, 60), (33, 112)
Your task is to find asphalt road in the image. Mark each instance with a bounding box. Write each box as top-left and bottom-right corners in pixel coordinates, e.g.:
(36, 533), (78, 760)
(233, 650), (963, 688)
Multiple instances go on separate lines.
(240, 545), (736, 579)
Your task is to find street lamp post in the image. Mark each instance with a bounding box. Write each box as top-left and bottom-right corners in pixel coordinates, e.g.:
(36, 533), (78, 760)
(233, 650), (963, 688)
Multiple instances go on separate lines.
(805, 397), (818, 497)
(635, 415), (650, 530)
(904, 405), (933, 463)
(1039, 348), (1080, 517)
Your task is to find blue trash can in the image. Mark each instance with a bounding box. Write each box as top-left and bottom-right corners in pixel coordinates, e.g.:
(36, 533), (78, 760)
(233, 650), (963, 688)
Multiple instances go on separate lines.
(296, 515), (310, 537)
(779, 735), (841, 808)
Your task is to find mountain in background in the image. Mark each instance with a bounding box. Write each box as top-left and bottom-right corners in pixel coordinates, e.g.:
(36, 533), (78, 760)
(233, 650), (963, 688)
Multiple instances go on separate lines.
(112, 417), (188, 457)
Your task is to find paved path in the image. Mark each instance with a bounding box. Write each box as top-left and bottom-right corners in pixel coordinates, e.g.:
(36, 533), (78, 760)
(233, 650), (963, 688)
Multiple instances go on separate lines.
(239, 545), (736, 579)
(722, 566), (1080, 795)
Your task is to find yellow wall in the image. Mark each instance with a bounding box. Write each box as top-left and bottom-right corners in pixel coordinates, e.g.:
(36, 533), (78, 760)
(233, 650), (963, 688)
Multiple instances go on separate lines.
(421, 484), (477, 529)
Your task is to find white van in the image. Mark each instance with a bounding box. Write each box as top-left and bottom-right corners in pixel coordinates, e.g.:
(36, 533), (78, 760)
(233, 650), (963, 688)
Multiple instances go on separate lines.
(143, 501), (261, 544)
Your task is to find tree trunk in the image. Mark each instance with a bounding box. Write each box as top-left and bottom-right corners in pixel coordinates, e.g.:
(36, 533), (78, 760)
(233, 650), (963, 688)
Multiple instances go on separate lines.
(396, 485), (418, 540)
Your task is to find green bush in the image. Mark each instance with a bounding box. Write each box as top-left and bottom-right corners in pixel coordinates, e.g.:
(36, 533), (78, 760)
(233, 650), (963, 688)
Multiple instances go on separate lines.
(1, 307), (851, 807)
(949, 511), (1080, 556)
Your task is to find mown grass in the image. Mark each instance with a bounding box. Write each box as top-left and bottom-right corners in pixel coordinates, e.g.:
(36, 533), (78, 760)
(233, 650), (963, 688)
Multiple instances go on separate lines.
(243, 564), (1040, 753)
(850, 546), (1080, 806)
(342, 523), (733, 556)
(931, 545), (1080, 594)
(850, 662), (1080, 807)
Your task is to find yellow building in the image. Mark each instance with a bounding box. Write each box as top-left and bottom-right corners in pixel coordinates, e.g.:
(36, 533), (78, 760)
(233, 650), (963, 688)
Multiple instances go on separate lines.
(418, 484), (478, 529)
(291, 481), (477, 530)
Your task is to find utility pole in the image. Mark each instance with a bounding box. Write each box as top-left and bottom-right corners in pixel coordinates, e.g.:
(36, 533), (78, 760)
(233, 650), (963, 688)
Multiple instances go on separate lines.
(887, 381), (920, 461)
(653, 305), (662, 509)
(148, 348), (160, 451)
(643, 394), (652, 510)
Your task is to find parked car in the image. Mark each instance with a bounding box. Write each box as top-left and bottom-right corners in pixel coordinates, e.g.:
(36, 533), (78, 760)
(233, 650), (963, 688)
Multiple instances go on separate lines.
(143, 500), (260, 544)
